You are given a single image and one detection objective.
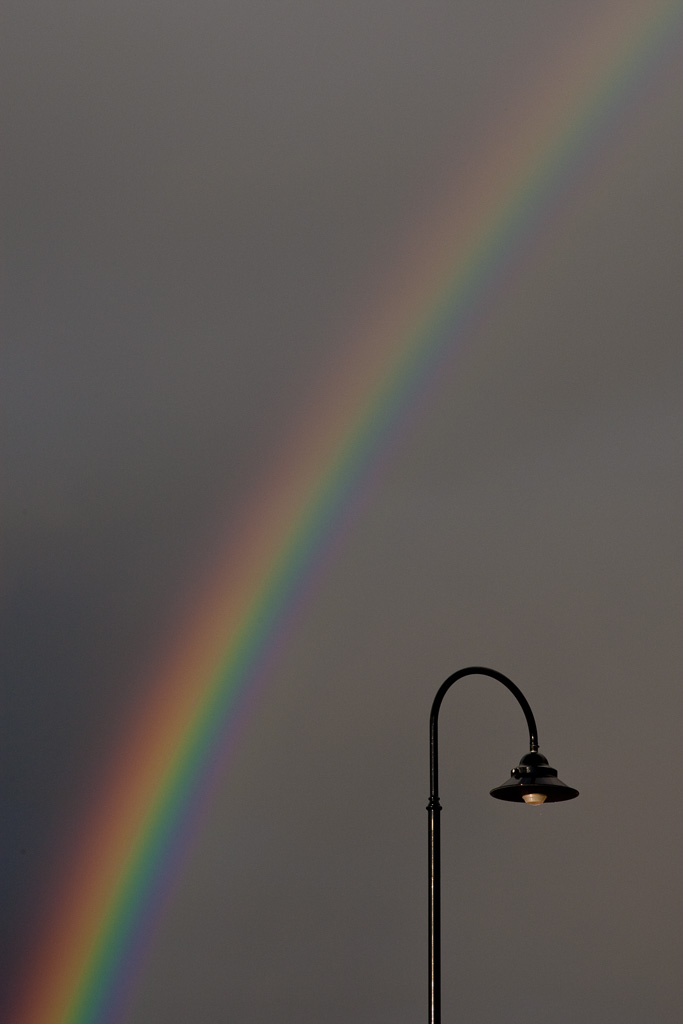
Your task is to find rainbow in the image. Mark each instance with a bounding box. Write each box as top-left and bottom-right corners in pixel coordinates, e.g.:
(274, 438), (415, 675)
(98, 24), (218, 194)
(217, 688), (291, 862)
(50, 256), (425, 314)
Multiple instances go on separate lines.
(13, 2), (682, 1022)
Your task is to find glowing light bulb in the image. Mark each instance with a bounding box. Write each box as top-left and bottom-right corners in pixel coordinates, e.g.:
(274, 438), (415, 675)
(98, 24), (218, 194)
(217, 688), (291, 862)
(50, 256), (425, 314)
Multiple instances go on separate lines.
(522, 792), (547, 805)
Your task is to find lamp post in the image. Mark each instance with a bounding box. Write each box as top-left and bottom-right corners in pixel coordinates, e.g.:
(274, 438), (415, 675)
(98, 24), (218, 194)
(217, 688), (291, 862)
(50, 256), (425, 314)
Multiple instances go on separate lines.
(427, 666), (579, 1024)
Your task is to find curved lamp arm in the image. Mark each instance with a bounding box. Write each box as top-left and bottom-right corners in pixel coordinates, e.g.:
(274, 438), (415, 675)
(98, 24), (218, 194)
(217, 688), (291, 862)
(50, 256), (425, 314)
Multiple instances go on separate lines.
(429, 665), (539, 804)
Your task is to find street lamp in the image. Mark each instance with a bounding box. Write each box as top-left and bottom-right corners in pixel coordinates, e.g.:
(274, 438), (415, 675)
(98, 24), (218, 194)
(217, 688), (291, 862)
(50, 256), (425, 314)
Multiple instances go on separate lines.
(427, 666), (579, 1024)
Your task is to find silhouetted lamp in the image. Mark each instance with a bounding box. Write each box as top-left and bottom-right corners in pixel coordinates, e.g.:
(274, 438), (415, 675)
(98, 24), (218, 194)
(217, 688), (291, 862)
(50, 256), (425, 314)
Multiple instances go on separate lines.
(427, 666), (578, 1024)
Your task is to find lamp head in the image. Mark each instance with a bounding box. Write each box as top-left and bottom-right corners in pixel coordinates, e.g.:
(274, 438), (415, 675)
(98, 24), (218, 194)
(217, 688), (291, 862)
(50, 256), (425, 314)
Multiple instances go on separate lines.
(490, 750), (579, 804)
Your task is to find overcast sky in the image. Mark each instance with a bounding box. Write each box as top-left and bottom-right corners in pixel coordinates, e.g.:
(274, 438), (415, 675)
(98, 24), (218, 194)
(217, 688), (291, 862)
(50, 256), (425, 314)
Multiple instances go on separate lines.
(2, 2), (682, 1022)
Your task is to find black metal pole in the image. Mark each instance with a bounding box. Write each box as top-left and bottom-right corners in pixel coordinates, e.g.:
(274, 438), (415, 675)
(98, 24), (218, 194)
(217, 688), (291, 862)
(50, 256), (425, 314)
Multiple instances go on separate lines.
(427, 667), (539, 1024)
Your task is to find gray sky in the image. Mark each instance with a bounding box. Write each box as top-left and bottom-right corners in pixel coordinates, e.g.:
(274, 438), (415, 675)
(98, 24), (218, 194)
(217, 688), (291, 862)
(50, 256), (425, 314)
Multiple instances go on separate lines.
(2, 2), (682, 1022)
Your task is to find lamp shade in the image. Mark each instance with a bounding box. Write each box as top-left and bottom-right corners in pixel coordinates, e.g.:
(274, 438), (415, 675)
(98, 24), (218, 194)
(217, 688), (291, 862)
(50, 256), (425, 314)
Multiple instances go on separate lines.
(490, 750), (579, 803)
